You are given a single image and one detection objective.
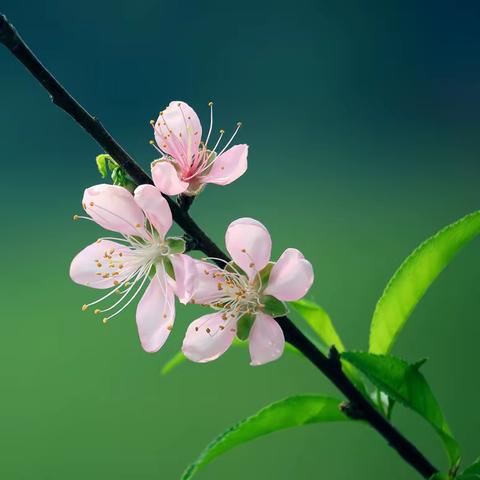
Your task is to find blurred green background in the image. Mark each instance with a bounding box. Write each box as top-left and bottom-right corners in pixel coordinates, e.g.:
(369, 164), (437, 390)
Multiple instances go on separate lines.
(1, 1), (479, 478)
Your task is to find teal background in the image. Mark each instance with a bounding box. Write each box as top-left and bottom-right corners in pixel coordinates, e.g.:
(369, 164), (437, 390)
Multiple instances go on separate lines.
(1, 1), (479, 478)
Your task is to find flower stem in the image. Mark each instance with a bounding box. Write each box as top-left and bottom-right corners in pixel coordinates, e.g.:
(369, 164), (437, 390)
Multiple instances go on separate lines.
(0, 13), (438, 478)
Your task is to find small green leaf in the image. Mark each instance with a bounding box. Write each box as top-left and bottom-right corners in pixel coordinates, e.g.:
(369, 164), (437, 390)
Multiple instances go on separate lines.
(290, 299), (344, 351)
(370, 210), (480, 355)
(96, 153), (111, 178)
(342, 352), (461, 467)
(96, 153), (136, 192)
(260, 295), (288, 317)
(182, 395), (350, 480)
(161, 339), (300, 375)
(236, 313), (255, 340)
(166, 236), (186, 254)
(429, 474), (449, 480)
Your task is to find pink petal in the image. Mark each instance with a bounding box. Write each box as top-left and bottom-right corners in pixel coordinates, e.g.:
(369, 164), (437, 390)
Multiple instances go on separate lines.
(83, 184), (145, 237)
(264, 248), (314, 301)
(154, 101), (202, 162)
(249, 312), (285, 366)
(136, 271), (175, 353)
(151, 160), (189, 196)
(182, 312), (237, 363)
(201, 144), (248, 186)
(225, 218), (272, 281)
(187, 259), (226, 305)
(70, 240), (135, 289)
(170, 253), (197, 304)
(133, 184), (172, 238)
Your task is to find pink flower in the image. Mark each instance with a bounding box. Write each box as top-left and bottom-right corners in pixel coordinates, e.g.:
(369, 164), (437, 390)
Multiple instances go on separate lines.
(70, 183), (193, 352)
(181, 218), (314, 366)
(150, 101), (248, 196)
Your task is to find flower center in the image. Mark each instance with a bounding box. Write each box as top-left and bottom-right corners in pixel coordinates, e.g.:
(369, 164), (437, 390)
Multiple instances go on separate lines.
(79, 229), (172, 325)
(208, 263), (263, 318)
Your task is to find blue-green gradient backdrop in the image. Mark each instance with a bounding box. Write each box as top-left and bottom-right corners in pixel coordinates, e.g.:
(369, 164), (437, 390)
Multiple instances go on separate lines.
(1, 1), (479, 479)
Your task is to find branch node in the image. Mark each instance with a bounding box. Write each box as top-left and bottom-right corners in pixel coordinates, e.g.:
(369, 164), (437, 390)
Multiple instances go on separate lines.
(339, 401), (365, 420)
(328, 345), (342, 370)
(183, 233), (199, 252)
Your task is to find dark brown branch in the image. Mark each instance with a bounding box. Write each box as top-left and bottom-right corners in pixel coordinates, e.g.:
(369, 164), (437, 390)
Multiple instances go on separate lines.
(0, 13), (437, 479)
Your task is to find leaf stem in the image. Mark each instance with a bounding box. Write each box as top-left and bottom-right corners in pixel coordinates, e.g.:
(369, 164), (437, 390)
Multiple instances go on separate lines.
(0, 13), (438, 479)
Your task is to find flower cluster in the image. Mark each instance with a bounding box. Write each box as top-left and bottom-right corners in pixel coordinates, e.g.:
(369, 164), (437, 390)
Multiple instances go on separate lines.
(71, 101), (313, 365)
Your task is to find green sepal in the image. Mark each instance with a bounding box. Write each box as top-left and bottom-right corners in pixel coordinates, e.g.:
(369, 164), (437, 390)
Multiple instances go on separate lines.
(164, 257), (175, 280)
(166, 237), (186, 254)
(236, 313), (255, 340)
(261, 295), (288, 317)
(255, 262), (274, 288)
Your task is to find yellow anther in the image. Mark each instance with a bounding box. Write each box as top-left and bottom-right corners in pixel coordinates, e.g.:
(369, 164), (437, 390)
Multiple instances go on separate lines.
(167, 324), (173, 330)
(73, 214), (80, 221)
(237, 122), (242, 127)
(219, 325), (225, 330)
(150, 119), (155, 125)
(135, 223), (141, 228)
(208, 101), (213, 107)
(82, 202), (86, 209)
(149, 140), (155, 145)
(219, 129), (225, 134)
(89, 202), (94, 207)
(96, 263), (102, 267)
(94, 309), (101, 314)
(102, 318), (108, 324)
(113, 280), (119, 286)
(81, 304), (88, 311)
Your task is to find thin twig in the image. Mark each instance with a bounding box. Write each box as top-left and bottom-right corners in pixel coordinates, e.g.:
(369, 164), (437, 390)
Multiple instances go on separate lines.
(0, 13), (438, 479)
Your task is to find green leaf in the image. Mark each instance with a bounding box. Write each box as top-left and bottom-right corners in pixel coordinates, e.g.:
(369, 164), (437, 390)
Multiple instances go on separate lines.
(290, 299), (366, 394)
(459, 458), (480, 479)
(161, 339), (300, 375)
(260, 295), (288, 317)
(182, 395), (350, 480)
(429, 474), (449, 480)
(369, 210), (480, 355)
(290, 299), (344, 351)
(342, 352), (461, 467)
(464, 459), (480, 474)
